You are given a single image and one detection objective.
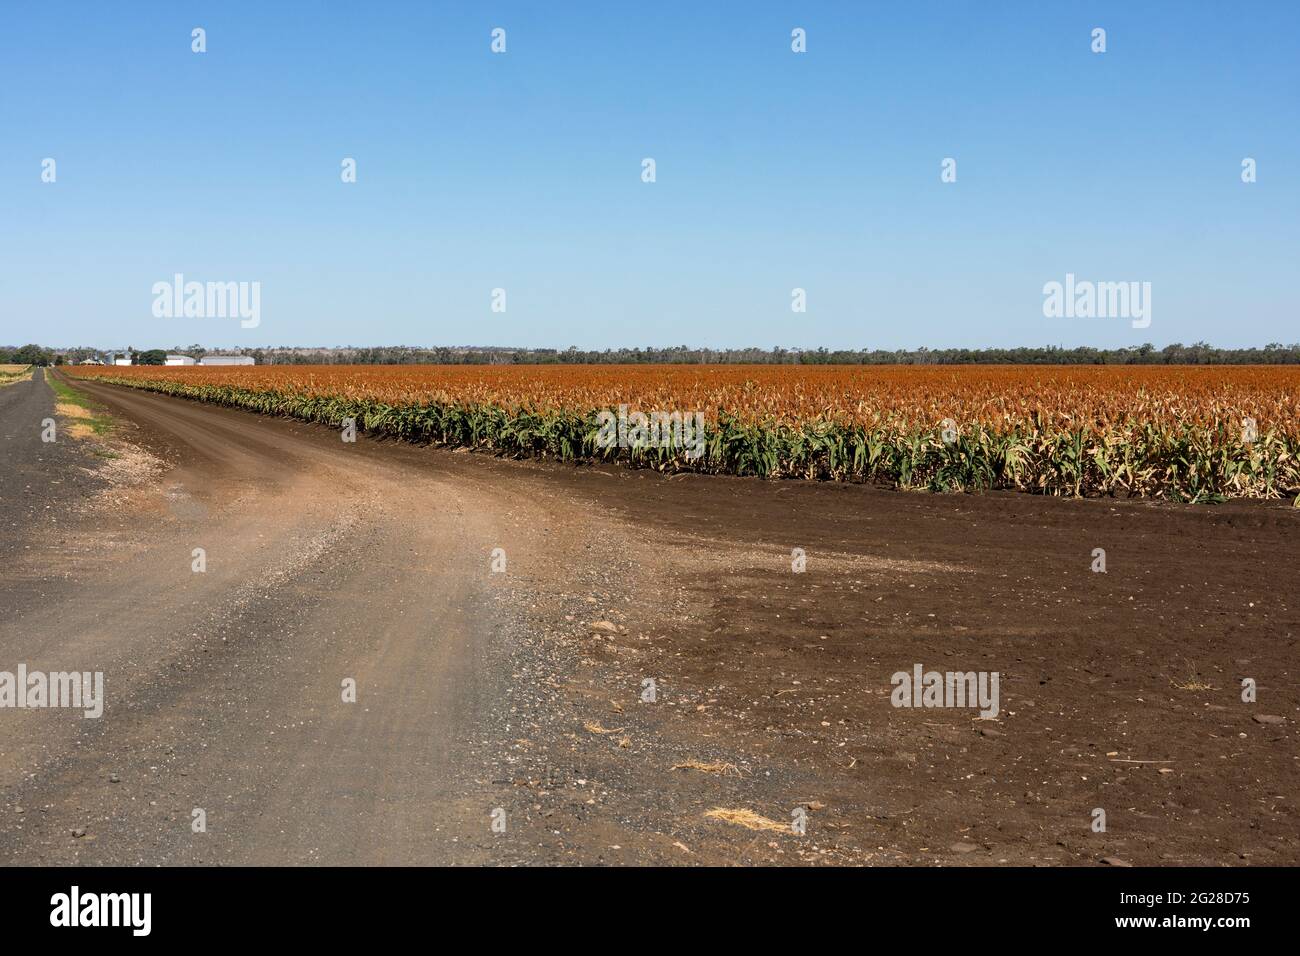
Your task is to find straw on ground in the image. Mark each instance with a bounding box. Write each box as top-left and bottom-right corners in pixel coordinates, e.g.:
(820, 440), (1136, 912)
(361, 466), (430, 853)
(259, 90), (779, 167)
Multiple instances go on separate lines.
(704, 808), (788, 833)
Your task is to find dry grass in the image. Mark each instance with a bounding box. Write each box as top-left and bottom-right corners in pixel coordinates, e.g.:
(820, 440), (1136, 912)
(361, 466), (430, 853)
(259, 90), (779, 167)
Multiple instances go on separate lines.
(671, 759), (745, 777)
(1170, 661), (1215, 692)
(704, 807), (789, 833)
(0, 365), (31, 386)
(54, 401), (95, 439)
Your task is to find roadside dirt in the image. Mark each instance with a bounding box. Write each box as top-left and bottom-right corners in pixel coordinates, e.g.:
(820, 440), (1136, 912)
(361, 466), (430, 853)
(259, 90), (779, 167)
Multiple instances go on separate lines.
(2, 373), (1296, 865)
(0, 369), (110, 566)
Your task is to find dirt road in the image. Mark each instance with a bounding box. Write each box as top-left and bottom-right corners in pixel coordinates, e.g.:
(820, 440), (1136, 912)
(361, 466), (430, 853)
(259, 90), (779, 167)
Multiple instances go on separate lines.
(4, 371), (666, 864)
(0, 370), (108, 566)
(1, 371), (1297, 865)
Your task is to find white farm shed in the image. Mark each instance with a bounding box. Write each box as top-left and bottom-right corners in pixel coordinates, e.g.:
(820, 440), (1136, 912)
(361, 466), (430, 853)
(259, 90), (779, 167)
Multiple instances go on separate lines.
(198, 355), (255, 366)
(165, 354), (196, 366)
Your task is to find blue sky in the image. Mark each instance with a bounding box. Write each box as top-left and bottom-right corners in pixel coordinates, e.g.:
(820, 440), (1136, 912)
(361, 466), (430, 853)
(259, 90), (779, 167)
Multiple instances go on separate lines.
(2, 1), (1296, 350)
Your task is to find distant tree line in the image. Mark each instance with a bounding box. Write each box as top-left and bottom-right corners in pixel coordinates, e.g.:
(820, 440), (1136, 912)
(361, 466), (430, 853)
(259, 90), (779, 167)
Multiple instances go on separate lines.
(0, 344), (59, 366)
(13, 342), (1300, 366)
(239, 342), (1300, 366)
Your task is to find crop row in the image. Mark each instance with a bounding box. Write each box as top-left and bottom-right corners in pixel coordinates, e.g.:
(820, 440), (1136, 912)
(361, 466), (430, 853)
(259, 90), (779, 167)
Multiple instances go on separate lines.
(66, 368), (1300, 501)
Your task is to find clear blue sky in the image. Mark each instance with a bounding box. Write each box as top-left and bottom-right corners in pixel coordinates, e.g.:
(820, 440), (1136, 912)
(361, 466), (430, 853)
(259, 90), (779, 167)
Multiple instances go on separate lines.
(2, 1), (1296, 350)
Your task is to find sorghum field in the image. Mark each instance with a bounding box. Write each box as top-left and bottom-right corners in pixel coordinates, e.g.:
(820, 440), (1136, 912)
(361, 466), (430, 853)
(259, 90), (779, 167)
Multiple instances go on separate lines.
(67, 364), (1300, 501)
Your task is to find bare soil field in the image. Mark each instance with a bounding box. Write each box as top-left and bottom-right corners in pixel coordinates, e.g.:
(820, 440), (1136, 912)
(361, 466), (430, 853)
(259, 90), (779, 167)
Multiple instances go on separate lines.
(1, 371), (1295, 865)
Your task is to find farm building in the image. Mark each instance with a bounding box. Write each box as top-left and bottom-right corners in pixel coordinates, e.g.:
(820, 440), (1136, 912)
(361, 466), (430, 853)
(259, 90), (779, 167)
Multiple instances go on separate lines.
(113, 356), (132, 366)
(165, 354), (196, 366)
(198, 355), (254, 366)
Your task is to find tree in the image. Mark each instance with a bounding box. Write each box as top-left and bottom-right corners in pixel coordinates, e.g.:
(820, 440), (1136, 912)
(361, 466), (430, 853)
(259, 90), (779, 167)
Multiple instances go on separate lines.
(137, 349), (167, 366)
(11, 344), (52, 366)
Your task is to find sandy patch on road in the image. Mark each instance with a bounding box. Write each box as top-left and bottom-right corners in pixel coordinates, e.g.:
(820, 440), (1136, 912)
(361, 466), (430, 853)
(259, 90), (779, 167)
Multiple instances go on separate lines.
(83, 440), (167, 508)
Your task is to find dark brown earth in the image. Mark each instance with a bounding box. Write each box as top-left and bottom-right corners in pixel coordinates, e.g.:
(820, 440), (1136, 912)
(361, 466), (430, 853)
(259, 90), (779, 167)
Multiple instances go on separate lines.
(1, 370), (1296, 866)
